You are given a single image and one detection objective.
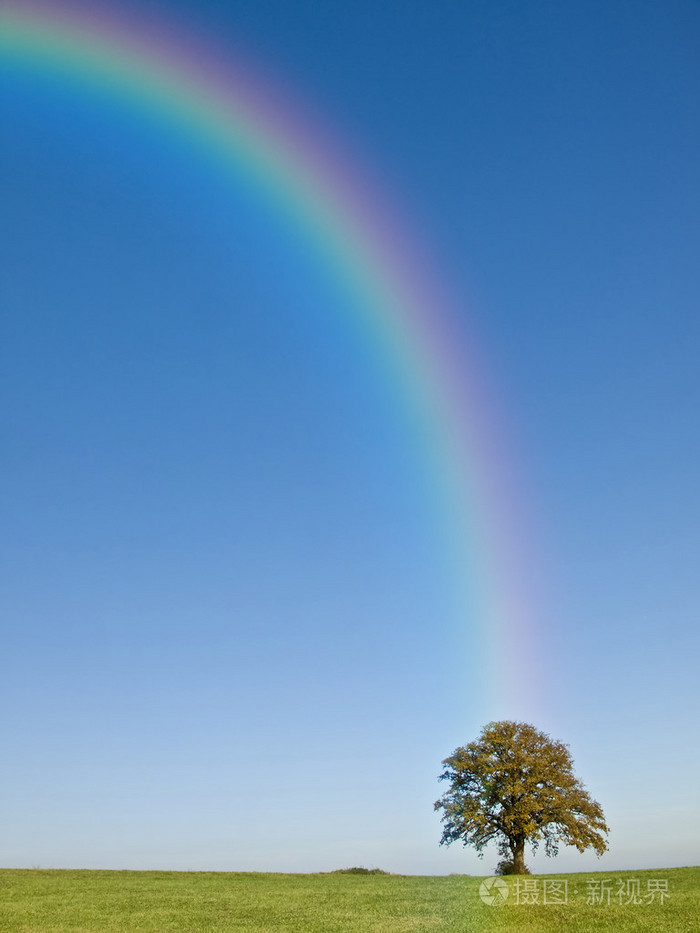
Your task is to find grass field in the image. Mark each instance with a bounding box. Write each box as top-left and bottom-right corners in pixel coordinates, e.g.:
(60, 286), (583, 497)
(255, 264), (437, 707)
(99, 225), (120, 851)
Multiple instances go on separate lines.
(0, 865), (697, 932)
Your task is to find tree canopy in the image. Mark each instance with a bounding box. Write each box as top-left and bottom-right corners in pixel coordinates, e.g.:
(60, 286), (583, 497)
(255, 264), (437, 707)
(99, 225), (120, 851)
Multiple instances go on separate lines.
(434, 720), (609, 874)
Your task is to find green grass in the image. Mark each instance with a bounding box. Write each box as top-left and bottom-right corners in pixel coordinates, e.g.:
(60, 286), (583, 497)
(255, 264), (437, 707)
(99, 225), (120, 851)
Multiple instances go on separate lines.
(0, 866), (697, 932)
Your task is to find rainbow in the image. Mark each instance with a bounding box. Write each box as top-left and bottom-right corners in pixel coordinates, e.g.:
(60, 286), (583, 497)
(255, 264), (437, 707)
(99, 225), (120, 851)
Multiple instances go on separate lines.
(0, 0), (540, 711)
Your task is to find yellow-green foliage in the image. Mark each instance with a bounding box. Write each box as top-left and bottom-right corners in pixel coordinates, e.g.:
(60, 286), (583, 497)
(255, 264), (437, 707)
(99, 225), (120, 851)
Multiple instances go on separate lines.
(435, 721), (608, 873)
(0, 866), (697, 932)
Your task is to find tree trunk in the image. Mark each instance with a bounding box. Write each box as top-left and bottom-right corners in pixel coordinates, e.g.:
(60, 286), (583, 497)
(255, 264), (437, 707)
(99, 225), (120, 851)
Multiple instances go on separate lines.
(511, 838), (527, 874)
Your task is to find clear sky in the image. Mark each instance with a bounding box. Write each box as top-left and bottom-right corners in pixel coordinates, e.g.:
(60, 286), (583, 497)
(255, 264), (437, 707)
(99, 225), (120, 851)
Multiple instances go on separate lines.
(1, 0), (699, 874)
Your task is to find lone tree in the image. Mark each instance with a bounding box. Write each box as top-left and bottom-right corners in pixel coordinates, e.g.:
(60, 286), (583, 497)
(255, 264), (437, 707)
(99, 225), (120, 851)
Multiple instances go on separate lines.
(434, 721), (608, 874)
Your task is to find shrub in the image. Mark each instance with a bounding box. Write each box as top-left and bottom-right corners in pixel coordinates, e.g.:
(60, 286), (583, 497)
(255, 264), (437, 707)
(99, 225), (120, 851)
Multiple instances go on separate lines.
(495, 859), (530, 875)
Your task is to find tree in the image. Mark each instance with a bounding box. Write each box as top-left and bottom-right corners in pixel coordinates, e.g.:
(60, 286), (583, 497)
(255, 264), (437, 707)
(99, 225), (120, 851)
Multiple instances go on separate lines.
(434, 720), (609, 874)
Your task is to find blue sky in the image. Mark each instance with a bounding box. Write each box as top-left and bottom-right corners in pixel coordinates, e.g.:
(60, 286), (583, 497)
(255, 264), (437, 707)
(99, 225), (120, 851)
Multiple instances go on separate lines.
(1, 0), (699, 874)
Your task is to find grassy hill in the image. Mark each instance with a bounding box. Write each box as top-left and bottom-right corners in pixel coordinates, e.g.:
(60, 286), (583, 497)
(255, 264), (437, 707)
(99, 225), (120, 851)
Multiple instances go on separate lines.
(0, 865), (697, 932)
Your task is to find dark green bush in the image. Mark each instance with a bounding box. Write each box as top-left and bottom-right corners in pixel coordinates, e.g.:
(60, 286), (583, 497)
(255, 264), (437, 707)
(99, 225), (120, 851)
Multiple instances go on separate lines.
(495, 859), (530, 875)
